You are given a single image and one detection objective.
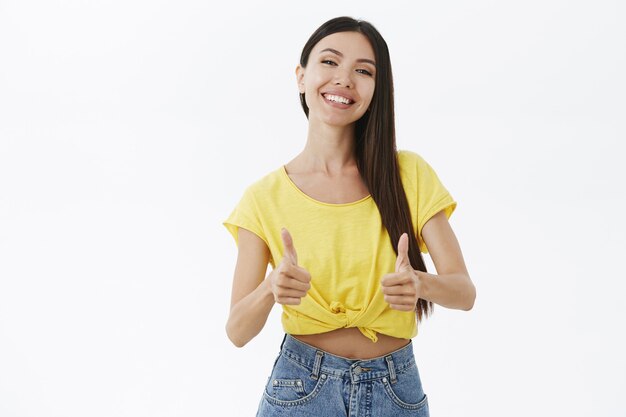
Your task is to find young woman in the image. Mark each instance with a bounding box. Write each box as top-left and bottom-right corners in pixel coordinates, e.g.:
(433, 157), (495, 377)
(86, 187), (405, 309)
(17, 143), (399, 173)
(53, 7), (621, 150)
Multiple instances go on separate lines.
(223, 16), (476, 417)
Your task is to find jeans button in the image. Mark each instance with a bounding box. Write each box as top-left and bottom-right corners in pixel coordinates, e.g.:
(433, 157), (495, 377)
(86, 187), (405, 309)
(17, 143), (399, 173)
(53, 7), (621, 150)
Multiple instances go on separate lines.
(353, 366), (362, 375)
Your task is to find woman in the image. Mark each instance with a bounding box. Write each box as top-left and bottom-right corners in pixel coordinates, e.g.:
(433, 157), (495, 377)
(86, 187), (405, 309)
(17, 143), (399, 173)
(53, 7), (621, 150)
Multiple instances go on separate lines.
(223, 16), (476, 416)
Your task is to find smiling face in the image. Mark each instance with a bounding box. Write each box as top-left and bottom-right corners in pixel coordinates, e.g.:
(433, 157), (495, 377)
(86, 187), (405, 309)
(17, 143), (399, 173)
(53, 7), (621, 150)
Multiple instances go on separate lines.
(296, 31), (376, 127)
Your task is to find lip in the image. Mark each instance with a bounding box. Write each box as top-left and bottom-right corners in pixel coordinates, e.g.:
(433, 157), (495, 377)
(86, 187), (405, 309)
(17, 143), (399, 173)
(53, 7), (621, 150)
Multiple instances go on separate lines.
(321, 91), (356, 109)
(321, 90), (356, 103)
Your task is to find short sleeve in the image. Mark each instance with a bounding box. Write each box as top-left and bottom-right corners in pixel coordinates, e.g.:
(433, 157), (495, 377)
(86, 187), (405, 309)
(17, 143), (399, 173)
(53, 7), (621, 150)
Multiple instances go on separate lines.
(222, 186), (267, 247)
(415, 154), (457, 254)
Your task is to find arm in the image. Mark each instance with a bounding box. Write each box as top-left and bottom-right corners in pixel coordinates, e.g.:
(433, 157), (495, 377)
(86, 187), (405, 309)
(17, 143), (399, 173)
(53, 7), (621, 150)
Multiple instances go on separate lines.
(225, 227), (275, 347)
(418, 210), (476, 311)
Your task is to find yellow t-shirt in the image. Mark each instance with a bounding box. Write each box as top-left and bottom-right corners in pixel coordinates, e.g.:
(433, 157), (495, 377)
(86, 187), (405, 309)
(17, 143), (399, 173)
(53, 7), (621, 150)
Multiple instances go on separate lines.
(223, 150), (456, 342)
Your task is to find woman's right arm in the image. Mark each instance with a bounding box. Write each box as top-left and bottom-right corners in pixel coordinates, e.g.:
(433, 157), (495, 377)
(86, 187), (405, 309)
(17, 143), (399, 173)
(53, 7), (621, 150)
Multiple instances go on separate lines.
(226, 227), (311, 347)
(225, 227), (275, 347)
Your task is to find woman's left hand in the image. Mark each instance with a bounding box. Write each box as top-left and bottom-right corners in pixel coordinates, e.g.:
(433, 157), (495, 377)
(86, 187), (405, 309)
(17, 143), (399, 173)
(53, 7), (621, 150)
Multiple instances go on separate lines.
(381, 233), (421, 311)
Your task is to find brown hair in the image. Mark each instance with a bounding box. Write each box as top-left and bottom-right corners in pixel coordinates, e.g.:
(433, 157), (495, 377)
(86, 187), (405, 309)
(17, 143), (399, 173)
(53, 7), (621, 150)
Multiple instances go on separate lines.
(298, 16), (434, 321)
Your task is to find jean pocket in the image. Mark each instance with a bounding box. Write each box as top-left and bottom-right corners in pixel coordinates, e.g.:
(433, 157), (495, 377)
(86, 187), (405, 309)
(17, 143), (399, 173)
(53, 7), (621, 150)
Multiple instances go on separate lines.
(380, 363), (429, 410)
(267, 378), (306, 400)
(262, 354), (328, 406)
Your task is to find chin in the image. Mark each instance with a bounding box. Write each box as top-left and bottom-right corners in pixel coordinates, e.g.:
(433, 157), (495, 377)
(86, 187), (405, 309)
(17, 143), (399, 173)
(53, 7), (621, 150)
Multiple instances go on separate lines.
(318, 112), (366, 127)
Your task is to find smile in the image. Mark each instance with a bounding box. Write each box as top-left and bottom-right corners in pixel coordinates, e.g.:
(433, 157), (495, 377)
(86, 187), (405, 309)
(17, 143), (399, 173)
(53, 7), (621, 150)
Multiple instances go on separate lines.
(322, 93), (354, 105)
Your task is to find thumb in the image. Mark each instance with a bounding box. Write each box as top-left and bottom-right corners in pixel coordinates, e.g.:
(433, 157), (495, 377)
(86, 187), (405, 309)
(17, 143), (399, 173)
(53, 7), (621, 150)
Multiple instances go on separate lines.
(395, 233), (412, 272)
(281, 227), (298, 265)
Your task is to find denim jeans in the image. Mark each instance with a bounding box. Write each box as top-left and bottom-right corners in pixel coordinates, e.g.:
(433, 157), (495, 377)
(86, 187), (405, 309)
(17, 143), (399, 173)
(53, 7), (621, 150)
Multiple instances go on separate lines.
(256, 334), (430, 417)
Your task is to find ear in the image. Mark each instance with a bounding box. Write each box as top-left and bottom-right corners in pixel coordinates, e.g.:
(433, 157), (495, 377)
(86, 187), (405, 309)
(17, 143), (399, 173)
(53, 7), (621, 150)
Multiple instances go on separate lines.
(295, 64), (305, 94)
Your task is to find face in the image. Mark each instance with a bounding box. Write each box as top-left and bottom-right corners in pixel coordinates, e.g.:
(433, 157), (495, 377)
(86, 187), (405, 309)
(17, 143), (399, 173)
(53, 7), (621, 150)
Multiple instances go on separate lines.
(296, 31), (376, 127)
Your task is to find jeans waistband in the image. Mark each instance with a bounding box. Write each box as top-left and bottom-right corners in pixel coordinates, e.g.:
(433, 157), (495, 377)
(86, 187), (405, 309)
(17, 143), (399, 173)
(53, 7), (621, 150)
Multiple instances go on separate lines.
(279, 334), (415, 384)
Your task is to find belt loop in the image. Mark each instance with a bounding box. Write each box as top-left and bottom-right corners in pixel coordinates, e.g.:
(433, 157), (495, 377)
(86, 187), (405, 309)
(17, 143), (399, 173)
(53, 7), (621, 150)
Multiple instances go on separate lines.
(311, 350), (324, 380)
(385, 355), (397, 384)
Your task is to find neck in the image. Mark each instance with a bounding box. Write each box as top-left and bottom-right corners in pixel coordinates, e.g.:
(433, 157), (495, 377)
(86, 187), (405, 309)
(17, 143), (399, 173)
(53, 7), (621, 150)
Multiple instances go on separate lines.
(297, 120), (357, 175)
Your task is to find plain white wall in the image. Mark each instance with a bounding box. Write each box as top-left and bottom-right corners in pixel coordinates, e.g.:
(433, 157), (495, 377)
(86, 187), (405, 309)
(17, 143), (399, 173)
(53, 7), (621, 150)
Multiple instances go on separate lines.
(1, 1), (625, 416)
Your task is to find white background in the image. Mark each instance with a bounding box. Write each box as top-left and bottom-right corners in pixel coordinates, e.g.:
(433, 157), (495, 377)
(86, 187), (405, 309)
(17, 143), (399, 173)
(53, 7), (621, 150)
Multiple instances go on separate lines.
(1, 1), (625, 416)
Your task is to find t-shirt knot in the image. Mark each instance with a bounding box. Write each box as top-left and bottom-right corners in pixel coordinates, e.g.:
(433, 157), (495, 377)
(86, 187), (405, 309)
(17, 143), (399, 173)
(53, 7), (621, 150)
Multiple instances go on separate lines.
(330, 301), (346, 314)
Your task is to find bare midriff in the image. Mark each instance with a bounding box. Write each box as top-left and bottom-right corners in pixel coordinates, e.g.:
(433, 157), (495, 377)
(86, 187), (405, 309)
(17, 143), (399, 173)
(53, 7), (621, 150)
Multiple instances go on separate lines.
(292, 327), (410, 360)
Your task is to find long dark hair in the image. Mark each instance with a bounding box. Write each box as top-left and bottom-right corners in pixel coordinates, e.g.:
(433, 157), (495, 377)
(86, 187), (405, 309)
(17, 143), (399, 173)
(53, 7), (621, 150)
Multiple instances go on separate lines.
(298, 16), (434, 322)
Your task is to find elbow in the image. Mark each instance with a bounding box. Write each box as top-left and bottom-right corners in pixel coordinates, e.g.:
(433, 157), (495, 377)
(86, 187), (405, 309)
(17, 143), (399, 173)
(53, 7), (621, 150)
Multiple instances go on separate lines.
(463, 300), (475, 311)
(463, 281), (476, 311)
(229, 337), (247, 348)
(225, 322), (248, 348)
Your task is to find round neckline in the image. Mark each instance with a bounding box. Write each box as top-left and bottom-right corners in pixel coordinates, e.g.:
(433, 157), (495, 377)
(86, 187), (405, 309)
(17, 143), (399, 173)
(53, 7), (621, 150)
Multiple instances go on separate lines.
(280, 165), (372, 207)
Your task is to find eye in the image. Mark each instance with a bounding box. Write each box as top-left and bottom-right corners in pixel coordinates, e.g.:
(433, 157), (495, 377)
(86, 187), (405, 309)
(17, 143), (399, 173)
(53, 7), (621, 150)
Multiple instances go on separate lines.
(356, 69), (373, 76)
(321, 59), (337, 65)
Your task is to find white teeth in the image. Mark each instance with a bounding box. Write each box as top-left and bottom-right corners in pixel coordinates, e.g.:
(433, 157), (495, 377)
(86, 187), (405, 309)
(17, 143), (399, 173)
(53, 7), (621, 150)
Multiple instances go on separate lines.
(324, 94), (352, 104)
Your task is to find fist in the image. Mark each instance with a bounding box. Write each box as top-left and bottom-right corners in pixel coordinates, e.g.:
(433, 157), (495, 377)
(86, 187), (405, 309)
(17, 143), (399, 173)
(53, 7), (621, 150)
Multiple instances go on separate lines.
(269, 228), (312, 305)
(381, 233), (421, 311)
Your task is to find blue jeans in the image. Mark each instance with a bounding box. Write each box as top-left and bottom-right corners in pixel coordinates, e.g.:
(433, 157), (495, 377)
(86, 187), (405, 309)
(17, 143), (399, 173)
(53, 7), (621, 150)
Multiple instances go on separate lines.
(256, 334), (430, 417)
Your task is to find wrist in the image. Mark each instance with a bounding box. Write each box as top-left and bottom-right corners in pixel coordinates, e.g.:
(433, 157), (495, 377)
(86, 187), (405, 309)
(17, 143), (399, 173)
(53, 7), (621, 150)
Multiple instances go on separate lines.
(414, 269), (430, 302)
(262, 272), (277, 303)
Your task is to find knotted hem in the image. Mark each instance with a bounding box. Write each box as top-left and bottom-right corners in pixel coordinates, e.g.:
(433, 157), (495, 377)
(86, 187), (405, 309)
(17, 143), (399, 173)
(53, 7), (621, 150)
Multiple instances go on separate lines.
(358, 326), (378, 343)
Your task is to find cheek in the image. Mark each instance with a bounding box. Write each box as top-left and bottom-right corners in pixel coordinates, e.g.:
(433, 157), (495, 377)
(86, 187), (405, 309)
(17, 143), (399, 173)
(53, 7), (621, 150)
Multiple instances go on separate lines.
(305, 72), (326, 90)
(303, 78), (322, 100)
(363, 85), (376, 106)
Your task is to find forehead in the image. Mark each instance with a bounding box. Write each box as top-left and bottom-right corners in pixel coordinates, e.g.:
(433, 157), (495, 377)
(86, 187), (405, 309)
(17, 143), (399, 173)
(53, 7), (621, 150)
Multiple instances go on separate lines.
(312, 32), (375, 60)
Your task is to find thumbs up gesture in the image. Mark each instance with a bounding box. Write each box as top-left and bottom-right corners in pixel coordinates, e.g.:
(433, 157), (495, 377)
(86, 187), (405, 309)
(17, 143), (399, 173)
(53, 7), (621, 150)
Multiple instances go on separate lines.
(268, 228), (312, 305)
(381, 233), (422, 311)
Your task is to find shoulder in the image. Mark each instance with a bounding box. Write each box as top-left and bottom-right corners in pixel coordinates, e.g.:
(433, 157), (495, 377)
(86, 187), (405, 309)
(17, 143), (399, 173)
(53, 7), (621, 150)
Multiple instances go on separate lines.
(241, 166), (284, 198)
(397, 149), (432, 175)
(397, 149), (429, 165)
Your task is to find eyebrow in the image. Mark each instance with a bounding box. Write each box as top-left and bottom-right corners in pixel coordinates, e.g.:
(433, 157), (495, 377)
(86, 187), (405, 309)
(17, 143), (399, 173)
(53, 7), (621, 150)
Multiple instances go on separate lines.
(319, 48), (376, 67)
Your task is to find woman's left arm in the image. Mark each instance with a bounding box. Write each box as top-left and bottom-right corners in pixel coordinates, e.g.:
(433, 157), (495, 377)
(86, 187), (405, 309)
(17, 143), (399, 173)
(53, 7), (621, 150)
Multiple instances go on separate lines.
(418, 210), (476, 311)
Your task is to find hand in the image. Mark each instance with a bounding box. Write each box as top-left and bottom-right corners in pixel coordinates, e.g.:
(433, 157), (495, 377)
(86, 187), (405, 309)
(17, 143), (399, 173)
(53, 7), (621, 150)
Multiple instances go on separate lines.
(381, 233), (422, 311)
(268, 228), (312, 305)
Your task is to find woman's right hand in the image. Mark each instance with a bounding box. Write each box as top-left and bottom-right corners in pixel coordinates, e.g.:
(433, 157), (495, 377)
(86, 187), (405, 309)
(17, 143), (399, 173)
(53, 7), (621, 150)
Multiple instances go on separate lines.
(268, 228), (312, 305)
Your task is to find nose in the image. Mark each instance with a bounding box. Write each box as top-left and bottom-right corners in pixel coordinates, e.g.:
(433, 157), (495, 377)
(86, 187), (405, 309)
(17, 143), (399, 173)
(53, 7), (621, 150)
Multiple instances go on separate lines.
(333, 67), (353, 88)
